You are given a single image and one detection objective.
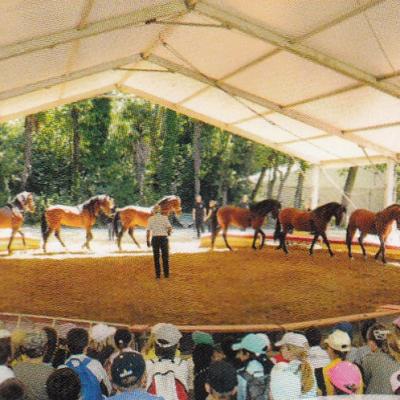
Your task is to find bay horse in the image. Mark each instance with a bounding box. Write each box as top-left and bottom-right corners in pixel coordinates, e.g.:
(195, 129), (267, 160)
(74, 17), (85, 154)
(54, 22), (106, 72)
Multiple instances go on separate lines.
(274, 202), (346, 256)
(113, 195), (182, 250)
(0, 192), (35, 254)
(346, 204), (400, 263)
(41, 195), (114, 252)
(211, 199), (281, 251)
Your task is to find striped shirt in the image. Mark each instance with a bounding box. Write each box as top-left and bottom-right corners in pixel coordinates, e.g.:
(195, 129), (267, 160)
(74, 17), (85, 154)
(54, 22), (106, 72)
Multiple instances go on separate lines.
(147, 214), (172, 236)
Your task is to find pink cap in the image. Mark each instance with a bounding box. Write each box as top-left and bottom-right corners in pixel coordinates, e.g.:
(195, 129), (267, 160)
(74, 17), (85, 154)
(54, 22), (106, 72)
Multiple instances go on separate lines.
(327, 361), (362, 394)
(393, 317), (400, 329)
(390, 370), (400, 393)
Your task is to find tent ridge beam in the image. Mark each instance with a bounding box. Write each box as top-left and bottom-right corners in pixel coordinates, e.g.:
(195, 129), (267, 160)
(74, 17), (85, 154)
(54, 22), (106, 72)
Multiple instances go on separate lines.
(146, 54), (396, 159)
(195, 1), (400, 100)
(0, 0), (187, 62)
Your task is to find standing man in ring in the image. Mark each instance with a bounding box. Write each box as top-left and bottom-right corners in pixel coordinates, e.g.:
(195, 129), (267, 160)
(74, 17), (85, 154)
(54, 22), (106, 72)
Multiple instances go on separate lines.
(146, 204), (172, 279)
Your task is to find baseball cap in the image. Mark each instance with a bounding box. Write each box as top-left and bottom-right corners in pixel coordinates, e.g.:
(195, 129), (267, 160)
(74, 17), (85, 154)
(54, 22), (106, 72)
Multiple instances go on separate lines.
(256, 333), (271, 350)
(0, 329), (11, 340)
(232, 334), (266, 354)
(327, 361), (362, 394)
(192, 331), (214, 346)
(390, 370), (400, 394)
(111, 352), (145, 387)
(152, 323), (182, 347)
(207, 361), (238, 394)
(325, 330), (351, 352)
(90, 323), (116, 343)
(333, 322), (354, 340)
(23, 330), (47, 351)
(275, 332), (309, 349)
(392, 317), (400, 329)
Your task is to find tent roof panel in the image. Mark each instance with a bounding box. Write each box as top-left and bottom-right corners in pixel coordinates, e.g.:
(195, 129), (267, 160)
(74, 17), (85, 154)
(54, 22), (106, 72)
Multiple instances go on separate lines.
(353, 126), (400, 153)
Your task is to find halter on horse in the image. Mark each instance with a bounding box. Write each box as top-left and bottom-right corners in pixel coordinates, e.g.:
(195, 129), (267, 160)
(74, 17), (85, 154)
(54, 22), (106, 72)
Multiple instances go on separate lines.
(212, 199), (281, 250)
(41, 195), (114, 252)
(275, 202), (346, 256)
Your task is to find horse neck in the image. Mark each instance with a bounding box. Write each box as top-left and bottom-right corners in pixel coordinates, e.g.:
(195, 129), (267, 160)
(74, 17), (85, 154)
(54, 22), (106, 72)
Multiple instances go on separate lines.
(383, 206), (400, 223)
(252, 201), (277, 217)
(314, 204), (338, 221)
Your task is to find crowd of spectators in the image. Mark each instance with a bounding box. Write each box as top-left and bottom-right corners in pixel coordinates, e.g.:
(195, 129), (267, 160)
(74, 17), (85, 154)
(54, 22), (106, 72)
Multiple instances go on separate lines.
(0, 317), (400, 400)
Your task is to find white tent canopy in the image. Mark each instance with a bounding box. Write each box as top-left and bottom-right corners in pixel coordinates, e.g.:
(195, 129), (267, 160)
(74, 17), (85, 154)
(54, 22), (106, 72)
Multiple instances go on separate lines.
(1, 0), (400, 168)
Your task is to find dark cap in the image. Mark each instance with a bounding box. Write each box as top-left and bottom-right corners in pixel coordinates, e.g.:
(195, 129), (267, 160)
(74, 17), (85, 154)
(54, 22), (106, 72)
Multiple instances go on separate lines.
(207, 361), (238, 394)
(111, 352), (145, 387)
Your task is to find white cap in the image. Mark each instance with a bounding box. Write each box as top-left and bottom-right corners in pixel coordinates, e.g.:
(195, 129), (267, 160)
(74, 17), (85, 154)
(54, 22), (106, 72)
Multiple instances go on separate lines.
(325, 330), (351, 352)
(0, 329), (11, 339)
(256, 333), (271, 351)
(90, 323), (116, 343)
(152, 323), (182, 347)
(275, 332), (309, 349)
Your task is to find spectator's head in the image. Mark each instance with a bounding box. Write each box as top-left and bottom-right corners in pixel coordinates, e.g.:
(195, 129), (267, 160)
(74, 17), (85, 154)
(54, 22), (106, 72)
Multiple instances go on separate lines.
(327, 361), (362, 395)
(111, 352), (146, 391)
(209, 200), (217, 208)
(67, 328), (89, 355)
(46, 368), (81, 400)
(256, 333), (271, 352)
(22, 330), (47, 359)
(114, 328), (132, 351)
(42, 327), (57, 364)
(220, 336), (236, 362)
(179, 334), (194, 356)
(393, 316), (400, 335)
(152, 323), (182, 360)
(360, 319), (376, 343)
(390, 370), (400, 395)
(232, 334), (266, 363)
(0, 337), (12, 366)
(90, 323), (116, 350)
(325, 330), (351, 361)
(0, 379), (25, 400)
(192, 331), (214, 347)
(195, 195), (202, 203)
(333, 322), (354, 341)
(212, 343), (225, 362)
(305, 327), (322, 347)
(275, 333), (314, 395)
(366, 323), (389, 352)
(205, 361), (237, 400)
(193, 343), (214, 371)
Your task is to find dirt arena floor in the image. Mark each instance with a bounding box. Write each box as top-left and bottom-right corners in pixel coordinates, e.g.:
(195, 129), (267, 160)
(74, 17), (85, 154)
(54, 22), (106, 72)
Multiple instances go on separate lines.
(0, 237), (400, 325)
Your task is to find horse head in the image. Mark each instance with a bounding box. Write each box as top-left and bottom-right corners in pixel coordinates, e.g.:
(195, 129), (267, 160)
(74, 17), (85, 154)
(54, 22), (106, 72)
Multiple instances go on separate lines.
(157, 195), (182, 216)
(334, 204), (347, 226)
(16, 191), (35, 213)
(98, 195), (114, 217)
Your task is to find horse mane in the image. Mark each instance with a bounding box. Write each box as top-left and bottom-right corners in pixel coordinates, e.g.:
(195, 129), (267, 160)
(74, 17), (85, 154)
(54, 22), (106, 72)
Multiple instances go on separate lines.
(157, 195), (180, 207)
(82, 195), (107, 218)
(313, 202), (344, 217)
(9, 191), (30, 210)
(250, 199), (281, 216)
(385, 203), (400, 210)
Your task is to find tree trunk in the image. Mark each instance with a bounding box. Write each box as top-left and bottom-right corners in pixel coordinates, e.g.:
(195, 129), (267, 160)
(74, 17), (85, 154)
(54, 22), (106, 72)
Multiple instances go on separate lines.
(251, 166), (267, 201)
(133, 136), (150, 199)
(342, 166), (358, 208)
(193, 122), (202, 196)
(21, 114), (36, 190)
(70, 105), (80, 200)
(294, 170), (305, 208)
(276, 159), (294, 201)
(267, 162), (278, 198)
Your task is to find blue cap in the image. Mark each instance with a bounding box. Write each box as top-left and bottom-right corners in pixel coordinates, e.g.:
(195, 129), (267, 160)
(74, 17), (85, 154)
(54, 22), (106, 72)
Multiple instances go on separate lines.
(232, 334), (266, 354)
(334, 322), (353, 340)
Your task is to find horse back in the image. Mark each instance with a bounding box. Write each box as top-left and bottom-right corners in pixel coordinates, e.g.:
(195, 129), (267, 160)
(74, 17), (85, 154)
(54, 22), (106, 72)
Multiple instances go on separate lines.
(279, 208), (313, 231)
(118, 206), (151, 228)
(217, 206), (251, 228)
(349, 209), (376, 234)
(0, 206), (23, 228)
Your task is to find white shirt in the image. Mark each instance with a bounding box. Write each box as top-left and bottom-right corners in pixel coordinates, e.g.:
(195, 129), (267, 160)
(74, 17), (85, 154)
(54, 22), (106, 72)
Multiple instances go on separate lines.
(0, 365), (15, 384)
(147, 214), (172, 237)
(62, 354), (112, 395)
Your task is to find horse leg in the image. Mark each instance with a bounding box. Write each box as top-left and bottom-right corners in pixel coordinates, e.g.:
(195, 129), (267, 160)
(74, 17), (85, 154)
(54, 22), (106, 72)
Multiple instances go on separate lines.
(18, 230), (26, 247)
(377, 235), (387, 264)
(116, 227), (127, 251)
(321, 231), (334, 257)
(54, 229), (67, 250)
(259, 228), (266, 250)
(222, 228), (233, 251)
(252, 229), (259, 250)
(7, 229), (17, 255)
(42, 228), (53, 253)
(309, 234), (320, 255)
(346, 225), (356, 259)
(358, 232), (367, 260)
(83, 228), (93, 250)
(280, 231), (289, 254)
(128, 228), (141, 248)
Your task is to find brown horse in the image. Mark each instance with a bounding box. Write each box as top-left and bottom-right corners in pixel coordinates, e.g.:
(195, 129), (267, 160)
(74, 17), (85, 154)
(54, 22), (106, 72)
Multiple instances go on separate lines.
(346, 204), (400, 263)
(212, 199), (281, 251)
(113, 195), (182, 250)
(41, 195), (114, 252)
(0, 192), (35, 254)
(274, 202), (346, 256)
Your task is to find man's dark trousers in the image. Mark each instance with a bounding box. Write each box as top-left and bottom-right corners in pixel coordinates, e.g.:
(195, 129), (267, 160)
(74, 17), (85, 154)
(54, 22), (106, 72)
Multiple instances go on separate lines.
(151, 236), (169, 278)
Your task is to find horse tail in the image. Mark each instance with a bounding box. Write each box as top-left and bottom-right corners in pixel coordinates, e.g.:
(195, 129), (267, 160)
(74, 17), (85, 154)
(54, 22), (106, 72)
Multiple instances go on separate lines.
(113, 211), (121, 237)
(41, 212), (48, 240)
(273, 218), (282, 241)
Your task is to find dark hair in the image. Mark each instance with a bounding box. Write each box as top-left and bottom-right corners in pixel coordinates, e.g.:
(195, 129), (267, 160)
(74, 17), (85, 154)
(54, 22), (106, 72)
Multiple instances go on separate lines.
(331, 349), (348, 361)
(67, 328), (89, 355)
(0, 339), (12, 365)
(155, 342), (177, 360)
(305, 327), (322, 347)
(361, 319), (377, 342)
(0, 379), (25, 400)
(46, 368), (81, 400)
(193, 344), (214, 372)
(114, 329), (132, 350)
(42, 327), (58, 364)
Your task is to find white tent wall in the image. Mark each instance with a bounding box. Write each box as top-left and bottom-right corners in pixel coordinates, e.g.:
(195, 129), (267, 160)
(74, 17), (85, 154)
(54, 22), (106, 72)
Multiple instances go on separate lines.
(0, 0), (400, 167)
